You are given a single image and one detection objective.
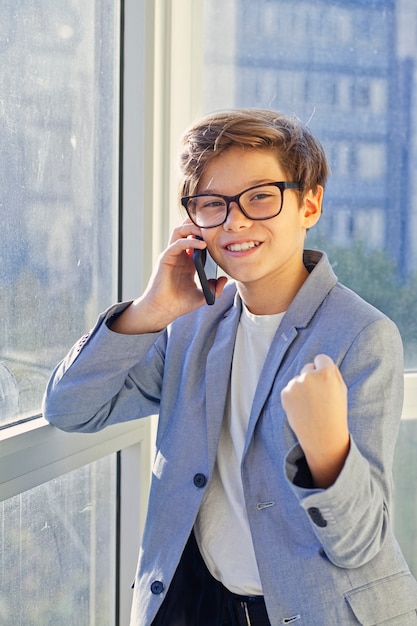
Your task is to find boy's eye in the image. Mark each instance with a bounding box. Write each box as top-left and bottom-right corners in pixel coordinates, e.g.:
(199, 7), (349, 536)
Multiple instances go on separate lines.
(248, 190), (277, 203)
(200, 198), (226, 209)
(252, 192), (271, 201)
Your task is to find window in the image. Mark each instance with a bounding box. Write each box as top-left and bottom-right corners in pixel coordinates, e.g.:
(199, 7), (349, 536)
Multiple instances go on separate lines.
(357, 143), (386, 179)
(331, 208), (385, 249)
(0, 0), (153, 623)
(369, 78), (388, 114)
(335, 9), (352, 44)
(2, 2), (417, 621)
(351, 78), (371, 108)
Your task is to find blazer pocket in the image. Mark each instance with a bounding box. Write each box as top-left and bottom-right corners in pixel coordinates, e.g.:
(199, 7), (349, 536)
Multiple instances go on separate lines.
(345, 571), (417, 625)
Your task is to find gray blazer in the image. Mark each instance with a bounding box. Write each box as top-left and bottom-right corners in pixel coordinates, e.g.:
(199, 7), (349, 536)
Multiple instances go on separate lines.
(44, 250), (417, 625)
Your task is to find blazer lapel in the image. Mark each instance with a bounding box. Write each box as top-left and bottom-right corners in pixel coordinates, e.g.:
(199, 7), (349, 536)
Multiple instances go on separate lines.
(244, 250), (338, 448)
(205, 299), (241, 466)
(245, 323), (298, 447)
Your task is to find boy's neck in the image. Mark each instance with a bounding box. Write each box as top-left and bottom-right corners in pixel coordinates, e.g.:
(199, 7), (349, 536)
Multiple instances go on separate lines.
(237, 263), (309, 316)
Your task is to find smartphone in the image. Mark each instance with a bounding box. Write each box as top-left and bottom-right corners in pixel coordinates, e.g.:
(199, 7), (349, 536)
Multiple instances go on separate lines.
(193, 238), (217, 305)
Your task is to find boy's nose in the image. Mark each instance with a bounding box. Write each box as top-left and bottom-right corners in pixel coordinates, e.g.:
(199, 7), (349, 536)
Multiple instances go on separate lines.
(224, 201), (252, 229)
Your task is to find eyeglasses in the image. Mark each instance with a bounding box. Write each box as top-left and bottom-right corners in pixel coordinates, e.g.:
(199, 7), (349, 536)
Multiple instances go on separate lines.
(181, 181), (301, 228)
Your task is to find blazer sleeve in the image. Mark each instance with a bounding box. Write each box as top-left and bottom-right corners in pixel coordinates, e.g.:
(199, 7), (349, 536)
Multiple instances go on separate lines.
(285, 315), (404, 569)
(42, 302), (166, 433)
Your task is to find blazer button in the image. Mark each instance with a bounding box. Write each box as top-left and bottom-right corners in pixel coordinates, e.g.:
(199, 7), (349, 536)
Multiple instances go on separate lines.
(307, 507), (327, 527)
(193, 473), (207, 488)
(150, 580), (164, 595)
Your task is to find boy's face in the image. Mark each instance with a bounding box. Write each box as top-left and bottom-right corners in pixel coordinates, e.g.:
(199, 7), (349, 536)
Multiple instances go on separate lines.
(197, 146), (322, 307)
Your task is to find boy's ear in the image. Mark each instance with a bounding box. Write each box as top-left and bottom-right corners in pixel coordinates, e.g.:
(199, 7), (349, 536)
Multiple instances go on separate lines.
(302, 185), (323, 228)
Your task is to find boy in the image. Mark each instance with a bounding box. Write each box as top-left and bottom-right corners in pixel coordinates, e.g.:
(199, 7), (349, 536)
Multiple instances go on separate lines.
(44, 109), (417, 625)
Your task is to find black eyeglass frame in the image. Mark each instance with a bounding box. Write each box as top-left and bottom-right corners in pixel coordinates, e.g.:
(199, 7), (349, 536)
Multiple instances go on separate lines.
(181, 181), (301, 228)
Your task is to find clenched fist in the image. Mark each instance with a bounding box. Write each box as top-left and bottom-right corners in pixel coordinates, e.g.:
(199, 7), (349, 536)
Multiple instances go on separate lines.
(281, 354), (350, 489)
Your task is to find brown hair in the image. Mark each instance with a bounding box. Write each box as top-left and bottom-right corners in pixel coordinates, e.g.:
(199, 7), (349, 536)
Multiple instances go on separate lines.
(178, 108), (330, 201)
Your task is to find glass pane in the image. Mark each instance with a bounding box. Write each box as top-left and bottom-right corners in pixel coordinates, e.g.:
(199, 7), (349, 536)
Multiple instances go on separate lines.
(0, 1), (120, 425)
(202, 0), (417, 369)
(0, 455), (117, 625)
(202, 0), (417, 579)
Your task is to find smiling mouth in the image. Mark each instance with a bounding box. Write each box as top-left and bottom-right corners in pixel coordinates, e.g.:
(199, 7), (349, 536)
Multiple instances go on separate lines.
(226, 241), (261, 252)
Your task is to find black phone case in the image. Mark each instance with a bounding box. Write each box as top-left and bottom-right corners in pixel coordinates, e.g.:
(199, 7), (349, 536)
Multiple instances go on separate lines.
(193, 246), (217, 305)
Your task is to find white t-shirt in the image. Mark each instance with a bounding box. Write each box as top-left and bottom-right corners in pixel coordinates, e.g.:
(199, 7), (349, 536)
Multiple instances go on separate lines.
(194, 304), (284, 595)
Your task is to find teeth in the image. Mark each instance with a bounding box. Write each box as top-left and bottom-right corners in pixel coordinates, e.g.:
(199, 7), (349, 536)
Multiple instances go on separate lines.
(227, 241), (260, 252)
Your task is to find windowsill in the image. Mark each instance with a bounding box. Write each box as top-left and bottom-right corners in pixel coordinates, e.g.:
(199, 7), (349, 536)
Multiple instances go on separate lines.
(0, 415), (150, 501)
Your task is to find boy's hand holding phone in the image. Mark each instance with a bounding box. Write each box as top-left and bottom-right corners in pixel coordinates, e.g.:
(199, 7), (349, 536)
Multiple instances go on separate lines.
(110, 223), (227, 335)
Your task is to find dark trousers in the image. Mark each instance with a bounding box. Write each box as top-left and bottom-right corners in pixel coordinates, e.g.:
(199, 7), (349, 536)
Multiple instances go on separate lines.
(151, 531), (271, 625)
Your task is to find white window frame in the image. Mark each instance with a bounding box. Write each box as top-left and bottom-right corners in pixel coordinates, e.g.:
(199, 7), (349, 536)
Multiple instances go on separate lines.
(119, 0), (204, 617)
